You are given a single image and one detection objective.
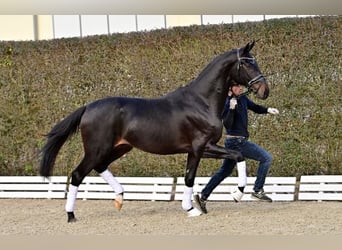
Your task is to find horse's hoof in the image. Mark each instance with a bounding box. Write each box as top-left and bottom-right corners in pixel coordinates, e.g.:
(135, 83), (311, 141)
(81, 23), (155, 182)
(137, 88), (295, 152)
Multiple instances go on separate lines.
(67, 212), (77, 223)
(231, 187), (244, 202)
(68, 217), (77, 223)
(114, 193), (123, 211)
(187, 207), (202, 217)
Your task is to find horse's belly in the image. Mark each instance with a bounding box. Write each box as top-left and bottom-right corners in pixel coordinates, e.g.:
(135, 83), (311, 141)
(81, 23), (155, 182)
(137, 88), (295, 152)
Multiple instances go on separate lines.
(129, 137), (190, 155)
(139, 146), (189, 155)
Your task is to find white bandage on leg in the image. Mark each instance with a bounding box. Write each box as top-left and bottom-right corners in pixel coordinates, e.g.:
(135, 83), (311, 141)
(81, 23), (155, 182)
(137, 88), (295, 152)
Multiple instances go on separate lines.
(182, 186), (194, 211)
(100, 169), (124, 194)
(237, 161), (247, 187)
(65, 184), (78, 212)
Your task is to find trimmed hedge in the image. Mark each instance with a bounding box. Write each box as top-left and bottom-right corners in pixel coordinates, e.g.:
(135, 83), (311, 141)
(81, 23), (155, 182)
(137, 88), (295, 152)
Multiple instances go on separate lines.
(0, 16), (341, 178)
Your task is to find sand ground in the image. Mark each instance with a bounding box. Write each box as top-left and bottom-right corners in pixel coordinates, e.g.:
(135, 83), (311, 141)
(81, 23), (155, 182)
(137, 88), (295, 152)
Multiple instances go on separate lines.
(1, 199), (341, 235)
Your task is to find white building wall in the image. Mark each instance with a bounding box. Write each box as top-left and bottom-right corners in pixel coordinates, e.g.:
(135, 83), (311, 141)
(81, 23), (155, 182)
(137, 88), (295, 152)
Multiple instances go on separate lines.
(53, 15), (81, 39)
(136, 15), (165, 31)
(0, 15), (35, 41)
(108, 15), (136, 34)
(166, 15), (201, 28)
(37, 15), (54, 40)
(81, 15), (109, 37)
(202, 15), (233, 24)
(0, 15), (317, 41)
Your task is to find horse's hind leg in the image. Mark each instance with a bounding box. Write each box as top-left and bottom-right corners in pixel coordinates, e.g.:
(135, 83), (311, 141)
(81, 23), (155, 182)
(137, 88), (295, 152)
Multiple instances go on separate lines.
(65, 156), (95, 223)
(65, 164), (99, 222)
(65, 185), (78, 223)
(95, 144), (133, 211)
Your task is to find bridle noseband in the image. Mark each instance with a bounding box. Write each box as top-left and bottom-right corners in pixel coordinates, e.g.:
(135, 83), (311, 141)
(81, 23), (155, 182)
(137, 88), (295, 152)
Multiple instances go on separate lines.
(236, 49), (265, 94)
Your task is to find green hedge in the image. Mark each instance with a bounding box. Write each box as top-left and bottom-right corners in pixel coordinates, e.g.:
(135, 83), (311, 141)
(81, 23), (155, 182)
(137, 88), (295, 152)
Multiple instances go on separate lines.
(0, 16), (341, 178)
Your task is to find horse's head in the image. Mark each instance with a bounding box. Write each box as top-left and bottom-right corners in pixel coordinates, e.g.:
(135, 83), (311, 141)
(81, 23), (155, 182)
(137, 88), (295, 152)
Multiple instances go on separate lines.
(231, 41), (269, 99)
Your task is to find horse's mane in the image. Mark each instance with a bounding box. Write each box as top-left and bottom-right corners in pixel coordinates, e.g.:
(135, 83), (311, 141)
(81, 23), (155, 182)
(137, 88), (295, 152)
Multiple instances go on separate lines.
(161, 49), (237, 102)
(189, 49), (236, 87)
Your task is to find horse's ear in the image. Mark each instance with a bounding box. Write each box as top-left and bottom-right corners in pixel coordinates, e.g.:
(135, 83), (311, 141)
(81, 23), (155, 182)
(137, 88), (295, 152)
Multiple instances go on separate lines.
(243, 41), (255, 54)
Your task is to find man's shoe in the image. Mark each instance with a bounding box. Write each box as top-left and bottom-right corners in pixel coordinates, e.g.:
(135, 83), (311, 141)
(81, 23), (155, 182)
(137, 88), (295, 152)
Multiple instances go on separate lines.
(230, 187), (244, 202)
(251, 189), (272, 202)
(194, 194), (208, 214)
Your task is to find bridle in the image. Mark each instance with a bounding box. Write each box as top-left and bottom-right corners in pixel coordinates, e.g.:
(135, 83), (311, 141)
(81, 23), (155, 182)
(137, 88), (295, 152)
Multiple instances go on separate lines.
(236, 49), (265, 95)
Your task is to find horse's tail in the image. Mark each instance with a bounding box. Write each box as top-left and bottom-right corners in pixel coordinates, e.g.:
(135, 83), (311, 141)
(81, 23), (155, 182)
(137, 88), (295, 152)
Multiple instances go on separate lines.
(39, 106), (87, 177)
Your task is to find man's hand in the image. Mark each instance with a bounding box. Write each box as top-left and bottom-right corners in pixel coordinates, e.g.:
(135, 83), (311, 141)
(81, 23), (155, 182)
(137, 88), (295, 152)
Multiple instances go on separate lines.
(267, 108), (279, 115)
(230, 97), (237, 109)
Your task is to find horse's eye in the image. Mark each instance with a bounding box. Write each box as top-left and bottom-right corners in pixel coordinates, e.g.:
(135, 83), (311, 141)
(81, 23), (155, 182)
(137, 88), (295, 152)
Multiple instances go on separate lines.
(250, 59), (257, 65)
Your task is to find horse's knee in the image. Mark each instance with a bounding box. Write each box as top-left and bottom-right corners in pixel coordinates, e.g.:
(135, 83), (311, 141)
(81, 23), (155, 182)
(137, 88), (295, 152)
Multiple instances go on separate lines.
(184, 175), (195, 187)
(227, 149), (245, 162)
(94, 166), (107, 174)
(70, 171), (84, 186)
(235, 151), (244, 162)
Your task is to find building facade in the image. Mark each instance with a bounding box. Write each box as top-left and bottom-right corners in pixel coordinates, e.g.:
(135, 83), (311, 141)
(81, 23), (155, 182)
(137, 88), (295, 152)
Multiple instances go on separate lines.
(0, 15), (312, 41)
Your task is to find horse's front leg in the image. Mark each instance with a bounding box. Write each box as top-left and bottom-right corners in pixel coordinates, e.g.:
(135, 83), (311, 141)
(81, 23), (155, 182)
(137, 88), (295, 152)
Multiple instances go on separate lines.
(98, 168), (124, 211)
(182, 152), (202, 217)
(203, 144), (247, 201)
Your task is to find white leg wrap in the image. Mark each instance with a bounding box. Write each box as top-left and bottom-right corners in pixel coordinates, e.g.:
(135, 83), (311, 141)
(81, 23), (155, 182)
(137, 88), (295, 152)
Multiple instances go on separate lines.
(100, 169), (124, 194)
(65, 185), (78, 212)
(182, 186), (193, 211)
(237, 161), (247, 187)
(231, 187), (244, 202)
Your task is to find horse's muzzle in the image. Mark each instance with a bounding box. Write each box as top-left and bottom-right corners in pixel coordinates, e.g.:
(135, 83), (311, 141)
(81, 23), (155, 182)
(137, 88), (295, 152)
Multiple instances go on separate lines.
(258, 84), (269, 99)
(253, 78), (269, 100)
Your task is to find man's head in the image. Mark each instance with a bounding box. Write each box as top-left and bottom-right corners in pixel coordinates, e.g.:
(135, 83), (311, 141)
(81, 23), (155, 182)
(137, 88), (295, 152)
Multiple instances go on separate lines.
(229, 82), (244, 97)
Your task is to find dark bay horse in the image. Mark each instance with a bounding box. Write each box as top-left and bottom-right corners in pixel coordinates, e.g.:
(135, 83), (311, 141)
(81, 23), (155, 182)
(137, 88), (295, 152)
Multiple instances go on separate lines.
(40, 41), (269, 222)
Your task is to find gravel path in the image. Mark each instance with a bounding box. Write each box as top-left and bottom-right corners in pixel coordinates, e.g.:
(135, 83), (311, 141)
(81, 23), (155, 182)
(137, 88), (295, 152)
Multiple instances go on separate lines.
(1, 199), (341, 235)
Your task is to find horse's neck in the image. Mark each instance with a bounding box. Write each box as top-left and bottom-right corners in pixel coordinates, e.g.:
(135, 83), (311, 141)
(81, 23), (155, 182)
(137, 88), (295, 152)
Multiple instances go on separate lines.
(189, 50), (236, 115)
(207, 78), (231, 116)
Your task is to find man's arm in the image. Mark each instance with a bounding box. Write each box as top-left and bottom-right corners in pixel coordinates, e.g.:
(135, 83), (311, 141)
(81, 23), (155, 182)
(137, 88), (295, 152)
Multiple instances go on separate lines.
(246, 98), (279, 115)
(222, 97), (237, 129)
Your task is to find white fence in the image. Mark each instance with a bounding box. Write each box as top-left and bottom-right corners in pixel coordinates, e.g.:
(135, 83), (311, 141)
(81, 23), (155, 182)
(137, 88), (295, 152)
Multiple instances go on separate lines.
(1, 175), (342, 202)
(77, 176), (174, 201)
(0, 176), (68, 199)
(175, 176), (296, 201)
(298, 175), (342, 201)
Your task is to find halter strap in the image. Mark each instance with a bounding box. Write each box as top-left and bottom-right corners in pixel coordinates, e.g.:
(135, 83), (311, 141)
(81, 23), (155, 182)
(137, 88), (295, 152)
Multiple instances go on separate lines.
(236, 48), (256, 70)
(247, 74), (264, 89)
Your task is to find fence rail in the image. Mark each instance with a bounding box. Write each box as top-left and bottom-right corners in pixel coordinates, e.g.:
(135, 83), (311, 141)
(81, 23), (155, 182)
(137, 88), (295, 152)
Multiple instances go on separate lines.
(174, 176), (296, 201)
(1, 175), (342, 202)
(298, 175), (342, 201)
